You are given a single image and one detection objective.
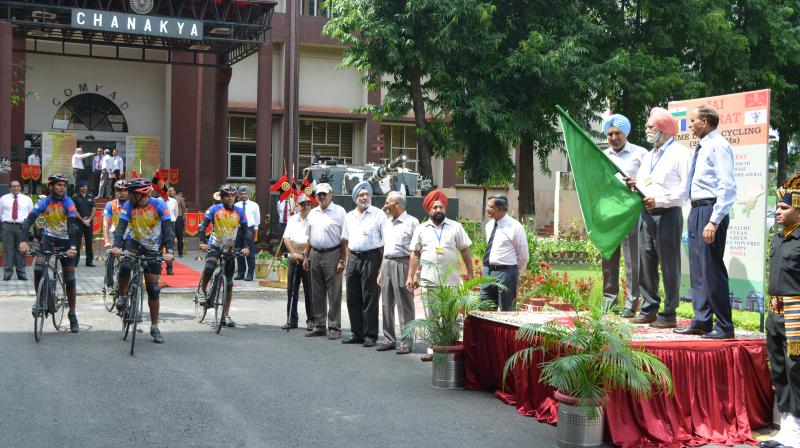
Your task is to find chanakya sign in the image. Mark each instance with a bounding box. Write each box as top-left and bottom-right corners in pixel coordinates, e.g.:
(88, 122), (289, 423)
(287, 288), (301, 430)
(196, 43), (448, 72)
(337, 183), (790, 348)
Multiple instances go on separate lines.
(71, 9), (203, 41)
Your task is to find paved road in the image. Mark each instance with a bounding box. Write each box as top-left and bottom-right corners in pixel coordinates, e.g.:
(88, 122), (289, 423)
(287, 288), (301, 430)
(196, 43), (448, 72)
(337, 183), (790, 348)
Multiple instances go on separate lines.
(0, 291), (553, 448)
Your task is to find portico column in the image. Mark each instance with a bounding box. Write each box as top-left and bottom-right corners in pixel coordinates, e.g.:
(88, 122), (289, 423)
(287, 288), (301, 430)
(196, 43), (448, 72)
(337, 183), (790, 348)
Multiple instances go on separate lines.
(0, 22), (12, 185)
(255, 42), (273, 239)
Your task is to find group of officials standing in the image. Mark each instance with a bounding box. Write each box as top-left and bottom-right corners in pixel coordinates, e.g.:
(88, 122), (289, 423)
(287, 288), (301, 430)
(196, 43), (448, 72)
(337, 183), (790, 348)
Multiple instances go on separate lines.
(279, 183), (528, 359)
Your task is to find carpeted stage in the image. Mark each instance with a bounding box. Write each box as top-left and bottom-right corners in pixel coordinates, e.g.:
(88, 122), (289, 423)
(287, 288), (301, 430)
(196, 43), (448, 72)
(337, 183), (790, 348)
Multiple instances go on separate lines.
(463, 311), (773, 448)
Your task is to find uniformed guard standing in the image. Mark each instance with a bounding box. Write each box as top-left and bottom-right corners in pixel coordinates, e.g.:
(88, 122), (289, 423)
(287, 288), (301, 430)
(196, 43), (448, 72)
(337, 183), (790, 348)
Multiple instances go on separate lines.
(763, 173), (800, 448)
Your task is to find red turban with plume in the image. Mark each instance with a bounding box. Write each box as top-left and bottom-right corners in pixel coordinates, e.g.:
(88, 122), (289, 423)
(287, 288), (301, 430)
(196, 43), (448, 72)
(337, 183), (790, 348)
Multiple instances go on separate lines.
(423, 190), (448, 212)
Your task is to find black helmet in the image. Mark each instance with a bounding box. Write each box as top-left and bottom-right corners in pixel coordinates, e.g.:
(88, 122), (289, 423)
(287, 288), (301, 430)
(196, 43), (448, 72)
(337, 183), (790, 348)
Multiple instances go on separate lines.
(219, 184), (238, 195)
(126, 178), (152, 195)
(47, 173), (68, 184)
(114, 180), (127, 190)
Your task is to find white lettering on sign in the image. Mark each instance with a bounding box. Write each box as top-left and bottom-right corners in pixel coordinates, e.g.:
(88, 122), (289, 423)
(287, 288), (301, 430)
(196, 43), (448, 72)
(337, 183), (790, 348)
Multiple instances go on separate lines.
(71, 9), (205, 41)
(191, 24), (199, 37)
(160, 20), (168, 34)
(177, 22), (185, 34)
(127, 17), (136, 30)
(144, 18), (152, 32)
(76, 12), (86, 25)
(110, 16), (119, 29)
(93, 13), (102, 27)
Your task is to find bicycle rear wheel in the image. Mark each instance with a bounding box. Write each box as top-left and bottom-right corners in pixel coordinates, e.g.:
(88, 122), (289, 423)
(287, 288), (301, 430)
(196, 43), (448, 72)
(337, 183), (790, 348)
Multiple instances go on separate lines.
(34, 279), (48, 342)
(129, 282), (143, 356)
(214, 275), (227, 334)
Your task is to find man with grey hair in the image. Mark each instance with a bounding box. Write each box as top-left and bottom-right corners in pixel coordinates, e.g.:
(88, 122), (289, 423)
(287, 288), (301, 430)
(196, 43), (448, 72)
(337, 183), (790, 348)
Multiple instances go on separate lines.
(71, 147), (94, 185)
(481, 194), (529, 311)
(378, 191), (419, 353)
(341, 181), (385, 347)
(235, 185), (260, 281)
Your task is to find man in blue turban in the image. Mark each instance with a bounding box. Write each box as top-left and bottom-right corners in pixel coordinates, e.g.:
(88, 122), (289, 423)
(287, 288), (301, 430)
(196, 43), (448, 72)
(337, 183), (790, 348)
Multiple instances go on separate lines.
(352, 180), (372, 204)
(601, 113), (647, 318)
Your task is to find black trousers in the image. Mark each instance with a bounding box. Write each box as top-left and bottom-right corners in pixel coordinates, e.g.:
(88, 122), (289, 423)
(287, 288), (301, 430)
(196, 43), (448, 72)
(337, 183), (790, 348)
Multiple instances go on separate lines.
(75, 221), (93, 265)
(766, 311), (800, 416)
(174, 216), (185, 256)
(2, 222), (26, 276)
(236, 232), (256, 279)
(27, 178), (39, 194)
(688, 204), (732, 332)
(286, 260), (313, 326)
(638, 208), (682, 321)
(346, 249), (382, 340)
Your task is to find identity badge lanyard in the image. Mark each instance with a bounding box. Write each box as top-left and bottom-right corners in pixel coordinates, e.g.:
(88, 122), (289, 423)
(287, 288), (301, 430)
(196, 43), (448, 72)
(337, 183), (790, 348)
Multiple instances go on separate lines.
(645, 138), (674, 186)
(434, 223), (446, 254)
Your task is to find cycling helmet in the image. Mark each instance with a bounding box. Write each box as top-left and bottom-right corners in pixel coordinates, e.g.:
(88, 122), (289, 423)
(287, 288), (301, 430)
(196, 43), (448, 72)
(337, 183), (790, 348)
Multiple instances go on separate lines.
(219, 184), (238, 196)
(47, 173), (68, 184)
(114, 179), (127, 190)
(126, 178), (153, 195)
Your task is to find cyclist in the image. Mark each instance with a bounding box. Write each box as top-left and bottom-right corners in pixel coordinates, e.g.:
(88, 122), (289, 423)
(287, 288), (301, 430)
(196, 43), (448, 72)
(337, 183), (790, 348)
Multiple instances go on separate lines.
(198, 184), (252, 328)
(111, 178), (174, 344)
(102, 180), (128, 289)
(18, 174), (81, 333)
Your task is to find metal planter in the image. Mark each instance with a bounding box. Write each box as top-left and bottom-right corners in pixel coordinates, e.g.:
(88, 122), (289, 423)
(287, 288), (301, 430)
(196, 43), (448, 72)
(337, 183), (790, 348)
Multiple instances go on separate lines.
(431, 344), (465, 389)
(554, 391), (604, 448)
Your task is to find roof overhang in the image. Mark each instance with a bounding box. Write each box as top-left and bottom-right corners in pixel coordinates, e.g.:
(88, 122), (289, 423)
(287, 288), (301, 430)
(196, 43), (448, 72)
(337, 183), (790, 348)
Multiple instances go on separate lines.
(1, 0), (276, 66)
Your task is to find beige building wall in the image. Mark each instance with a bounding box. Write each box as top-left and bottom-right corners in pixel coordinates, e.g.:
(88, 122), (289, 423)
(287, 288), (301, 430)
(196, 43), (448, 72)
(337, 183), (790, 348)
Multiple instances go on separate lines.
(299, 46), (365, 109)
(228, 45), (284, 106)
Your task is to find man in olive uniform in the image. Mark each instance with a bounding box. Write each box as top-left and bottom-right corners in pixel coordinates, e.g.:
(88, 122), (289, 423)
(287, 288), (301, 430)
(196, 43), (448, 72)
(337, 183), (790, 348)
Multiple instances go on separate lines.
(763, 173), (800, 448)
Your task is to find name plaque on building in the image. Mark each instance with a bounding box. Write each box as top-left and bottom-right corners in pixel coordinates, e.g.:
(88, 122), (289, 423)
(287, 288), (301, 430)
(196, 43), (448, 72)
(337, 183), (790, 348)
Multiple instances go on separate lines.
(71, 9), (203, 41)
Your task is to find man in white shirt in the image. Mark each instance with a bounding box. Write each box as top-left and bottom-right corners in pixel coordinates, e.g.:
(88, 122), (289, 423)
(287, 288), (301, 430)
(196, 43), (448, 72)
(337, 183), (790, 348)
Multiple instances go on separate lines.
(276, 196), (293, 246)
(302, 183), (348, 339)
(1, 180), (34, 280)
(164, 187), (179, 275)
(27, 148), (41, 194)
(234, 186), (261, 281)
(626, 107), (690, 329)
(282, 193), (314, 331)
(602, 114), (647, 317)
(378, 192), (419, 354)
(111, 148), (124, 180)
(341, 181), (385, 347)
(99, 149), (113, 198)
(480, 194), (529, 311)
(71, 147), (94, 185)
(91, 148), (104, 197)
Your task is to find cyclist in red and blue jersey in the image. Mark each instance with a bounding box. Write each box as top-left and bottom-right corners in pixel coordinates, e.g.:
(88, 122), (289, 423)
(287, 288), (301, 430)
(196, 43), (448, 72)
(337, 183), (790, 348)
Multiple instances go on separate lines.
(102, 180), (127, 288)
(198, 184), (252, 328)
(111, 178), (174, 344)
(19, 174), (81, 333)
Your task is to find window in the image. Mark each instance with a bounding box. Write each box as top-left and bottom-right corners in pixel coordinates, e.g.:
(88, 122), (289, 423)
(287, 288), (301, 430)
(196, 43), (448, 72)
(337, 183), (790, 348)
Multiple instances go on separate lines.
(228, 115), (257, 180)
(299, 120), (353, 167)
(379, 124), (418, 172)
(300, 0), (332, 17)
(52, 93), (128, 132)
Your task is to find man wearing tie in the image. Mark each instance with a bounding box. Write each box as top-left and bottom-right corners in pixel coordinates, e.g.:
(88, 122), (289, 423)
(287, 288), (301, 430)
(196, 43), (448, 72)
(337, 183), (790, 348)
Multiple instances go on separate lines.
(1, 180), (34, 280)
(276, 195), (293, 247)
(27, 148), (41, 194)
(674, 105), (737, 340)
(235, 186), (260, 281)
(91, 148), (104, 196)
(480, 194), (529, 311)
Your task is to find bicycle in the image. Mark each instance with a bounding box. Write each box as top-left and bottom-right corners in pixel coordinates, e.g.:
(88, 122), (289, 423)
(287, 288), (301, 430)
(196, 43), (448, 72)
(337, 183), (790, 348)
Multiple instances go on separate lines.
(193, 247), (241, 334)
(29, 247), (70, 342)
(118, 253), (163, 356)
(102, 250), (120, 313)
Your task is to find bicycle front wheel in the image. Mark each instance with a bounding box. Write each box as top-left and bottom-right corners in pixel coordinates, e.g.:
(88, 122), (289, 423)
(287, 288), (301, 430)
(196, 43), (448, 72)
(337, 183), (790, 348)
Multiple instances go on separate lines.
(213, 275), (227, 334)
(129, 283), (143, 356)
(33, 279), (48, 342)
(103, 257), (119, 312)
(51, 275), (67, 330)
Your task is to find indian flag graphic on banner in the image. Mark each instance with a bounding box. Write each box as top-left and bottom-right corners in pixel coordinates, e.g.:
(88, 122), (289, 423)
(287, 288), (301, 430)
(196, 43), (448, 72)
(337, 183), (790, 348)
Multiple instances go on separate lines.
(670, 107), (688, 132)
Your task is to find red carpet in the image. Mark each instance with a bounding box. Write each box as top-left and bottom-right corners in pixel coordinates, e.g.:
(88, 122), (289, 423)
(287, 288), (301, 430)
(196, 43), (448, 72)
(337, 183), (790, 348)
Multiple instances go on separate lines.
(160, 261), (201, 289)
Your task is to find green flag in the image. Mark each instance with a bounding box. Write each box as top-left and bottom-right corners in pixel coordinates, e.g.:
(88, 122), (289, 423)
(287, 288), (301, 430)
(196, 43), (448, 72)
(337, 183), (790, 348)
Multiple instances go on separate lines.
(556, 106), (643, 259)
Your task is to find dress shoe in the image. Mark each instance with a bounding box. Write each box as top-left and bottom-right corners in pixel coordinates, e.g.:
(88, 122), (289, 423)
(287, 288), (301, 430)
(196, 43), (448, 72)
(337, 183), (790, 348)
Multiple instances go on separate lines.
(620, 309), (635, 318)
(245, 277), (253, 282)
(17, 275), (28, 281)
(396, 346), (412, 355)
(630, 315), (657, 324)
(342, 336), (364, 344)
(3, 274), (11, 281)
(328, 330), (342, 340)
(649, 319), (676, 329)
(377, 342), (396, 352)
(166, 270), (174, 276)
(673, 327), (710, 336)
(421, 354), (433, 362)
(86, 263), (96, 267)
(760, 441), (784, 448)
(306, 323), (315, 331)
(305, 328), (326, 337)
(281, 323), (298, 330)
(233, 275), (244, 281)
(362, 338), (377, 348)
(701, 329), (735, 340)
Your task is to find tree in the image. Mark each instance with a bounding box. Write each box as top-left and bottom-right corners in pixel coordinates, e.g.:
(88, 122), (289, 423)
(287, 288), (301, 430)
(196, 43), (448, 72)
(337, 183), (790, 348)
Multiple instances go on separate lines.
(324, 0), (498, 185)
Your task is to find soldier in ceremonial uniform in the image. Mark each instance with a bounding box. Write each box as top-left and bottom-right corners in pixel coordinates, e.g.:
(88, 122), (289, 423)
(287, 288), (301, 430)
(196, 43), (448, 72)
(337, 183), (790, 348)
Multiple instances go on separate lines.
(763, 173), (800, 448)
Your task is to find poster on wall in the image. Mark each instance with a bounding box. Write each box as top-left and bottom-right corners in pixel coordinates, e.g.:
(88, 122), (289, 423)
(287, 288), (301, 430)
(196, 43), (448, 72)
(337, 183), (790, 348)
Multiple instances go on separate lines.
(125, 136), (160, 178)
(668, 89), (770, 307)
(41, 132), (77, 181)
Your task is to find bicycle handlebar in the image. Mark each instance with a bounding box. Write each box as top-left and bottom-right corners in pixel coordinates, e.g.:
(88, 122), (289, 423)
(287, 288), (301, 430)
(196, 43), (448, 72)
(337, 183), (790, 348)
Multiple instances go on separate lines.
(28, 247), (71, 259)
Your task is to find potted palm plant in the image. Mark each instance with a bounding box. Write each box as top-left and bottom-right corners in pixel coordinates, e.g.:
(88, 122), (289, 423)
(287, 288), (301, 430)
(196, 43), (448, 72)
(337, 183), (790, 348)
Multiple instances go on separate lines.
(403, 263), (500, 389)
(504, 283), (673, 448)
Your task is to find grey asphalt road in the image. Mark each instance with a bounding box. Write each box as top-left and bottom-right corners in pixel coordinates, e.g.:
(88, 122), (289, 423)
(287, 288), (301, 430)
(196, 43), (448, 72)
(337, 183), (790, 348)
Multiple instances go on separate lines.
(0, 291), (553, 448)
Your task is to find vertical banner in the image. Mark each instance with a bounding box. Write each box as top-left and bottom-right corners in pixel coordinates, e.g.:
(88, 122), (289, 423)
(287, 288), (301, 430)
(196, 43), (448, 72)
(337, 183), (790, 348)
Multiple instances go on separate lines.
(125, 136), (160, 178)
(669, 89), (770, 307)
(41, 132), (77, 180)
